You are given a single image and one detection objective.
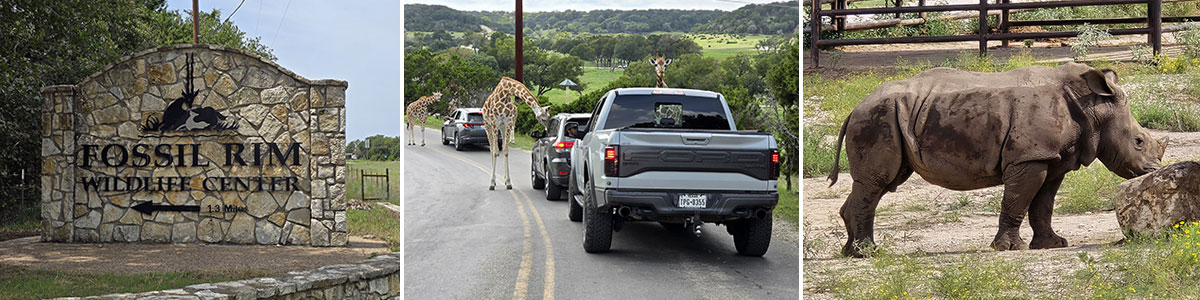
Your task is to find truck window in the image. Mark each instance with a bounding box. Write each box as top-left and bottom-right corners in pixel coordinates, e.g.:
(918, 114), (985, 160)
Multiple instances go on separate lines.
(603, 95), (730, 130)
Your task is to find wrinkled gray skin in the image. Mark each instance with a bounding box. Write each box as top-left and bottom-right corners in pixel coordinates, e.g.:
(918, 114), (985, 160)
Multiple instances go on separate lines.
(829, 63), (1168, 257)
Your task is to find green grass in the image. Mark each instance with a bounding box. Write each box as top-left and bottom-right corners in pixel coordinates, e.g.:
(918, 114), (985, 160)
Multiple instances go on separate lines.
(776, 175), (799, 224)
(1069, 221), (1200, 298)
(578, 67), (623, 95)
(347, 206), (402, 251)
(0, 264), (265, 299)
(802, 125), (848, 178)
(1056, 163), (1125, 214)
(701, 47), (757, 61)
(347, 160), (402, 205)
(828, 251), (1029, 299)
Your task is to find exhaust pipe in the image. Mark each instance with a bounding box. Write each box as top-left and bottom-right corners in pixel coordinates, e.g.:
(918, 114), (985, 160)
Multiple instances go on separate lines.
(754, 208), (769, 220)
(617, 206), (632, 218)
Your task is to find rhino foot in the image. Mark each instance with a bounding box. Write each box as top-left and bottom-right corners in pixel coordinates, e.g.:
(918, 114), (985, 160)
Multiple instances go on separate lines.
(1030, 234), (1068, 249)
(990, 231), (1029, 251)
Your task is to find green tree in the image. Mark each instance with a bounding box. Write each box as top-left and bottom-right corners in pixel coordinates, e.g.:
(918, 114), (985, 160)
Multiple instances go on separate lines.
(0, 0), (276, 223)
(568, 43), (596, 61)
(613, 35), (649, 65)
(525, 54), (584, 96)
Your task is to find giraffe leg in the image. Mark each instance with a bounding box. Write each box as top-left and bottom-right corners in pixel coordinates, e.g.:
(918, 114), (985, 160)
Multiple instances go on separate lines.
(420, 124), (426, 146)
(488, 126), (498, 190)
(504, 126), (513, 190)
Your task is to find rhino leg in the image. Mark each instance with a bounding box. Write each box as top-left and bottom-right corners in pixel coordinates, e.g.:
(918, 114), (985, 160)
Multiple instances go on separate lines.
(991, 162), (1048, 251)
(1029, 174), (1069, 249)
(840, 167), (912, 257)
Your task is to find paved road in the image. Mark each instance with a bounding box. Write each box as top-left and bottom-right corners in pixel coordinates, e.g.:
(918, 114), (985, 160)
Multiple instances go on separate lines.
(404, 127), (800, 300)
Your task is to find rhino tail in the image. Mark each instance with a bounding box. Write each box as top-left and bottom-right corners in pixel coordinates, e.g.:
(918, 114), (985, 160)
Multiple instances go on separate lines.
(828, 114), (851, 187)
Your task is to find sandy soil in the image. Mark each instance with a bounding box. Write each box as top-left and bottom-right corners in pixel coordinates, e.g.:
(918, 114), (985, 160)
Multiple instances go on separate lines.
(0, 235), (390, 275)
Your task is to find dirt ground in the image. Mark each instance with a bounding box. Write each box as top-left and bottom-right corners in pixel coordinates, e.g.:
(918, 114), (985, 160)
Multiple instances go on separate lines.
(805, 36), (1182, 74)
(0, 235), (390, 275)
(802, 39), (1200, 297)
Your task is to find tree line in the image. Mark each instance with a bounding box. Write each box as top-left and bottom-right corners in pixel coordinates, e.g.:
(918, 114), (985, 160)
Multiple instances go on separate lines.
(0, 0), (276, 225)
(404, 33), (800, 186)
(404, 2), (799, 35)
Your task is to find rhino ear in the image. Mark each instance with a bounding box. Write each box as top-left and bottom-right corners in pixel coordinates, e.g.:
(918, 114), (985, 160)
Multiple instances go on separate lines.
(1082, 69), (1115, 97)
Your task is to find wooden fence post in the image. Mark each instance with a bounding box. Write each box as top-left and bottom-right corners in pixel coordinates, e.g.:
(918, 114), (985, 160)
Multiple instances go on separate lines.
(811, 0), (822, 67)
(385, 168), (390, 201)
(1001, 0), (1010, 47)
(979, 0), (989, 56)
(1151, 0), (1163, 55)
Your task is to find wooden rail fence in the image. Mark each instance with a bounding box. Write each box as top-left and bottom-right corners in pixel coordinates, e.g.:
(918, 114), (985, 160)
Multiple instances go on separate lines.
(809, 0), (1200, 67)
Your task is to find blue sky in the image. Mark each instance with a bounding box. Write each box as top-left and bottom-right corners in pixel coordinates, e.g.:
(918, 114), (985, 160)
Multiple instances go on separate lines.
(166, 0), (402, 141)
(405, 0), (786, 12)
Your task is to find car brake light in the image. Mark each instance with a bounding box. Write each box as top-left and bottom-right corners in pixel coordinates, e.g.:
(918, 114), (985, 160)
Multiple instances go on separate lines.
(769, 149), (780, 180)
(604, 146), (618, 176)
(554, 141), (574, 149)
(558, 170), (569, 175)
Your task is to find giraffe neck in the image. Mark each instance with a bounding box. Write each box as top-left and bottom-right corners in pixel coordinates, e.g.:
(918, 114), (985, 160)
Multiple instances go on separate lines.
(500, 78), (543, 117)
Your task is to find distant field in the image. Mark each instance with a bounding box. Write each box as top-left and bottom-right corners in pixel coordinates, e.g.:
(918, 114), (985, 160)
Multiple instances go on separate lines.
(347, 160), (402, 205)
(690, 33), (769, 60)
(578, 68), (623, 95)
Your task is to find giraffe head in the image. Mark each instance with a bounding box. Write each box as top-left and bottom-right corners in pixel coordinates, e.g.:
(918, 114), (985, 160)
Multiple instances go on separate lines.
(533, 105), (551, 128)
(649, 54), (672, 79)
(431, 92), (443, 102)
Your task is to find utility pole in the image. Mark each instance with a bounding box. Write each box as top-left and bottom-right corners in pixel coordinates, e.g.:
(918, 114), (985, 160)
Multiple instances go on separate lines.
(192, 0), (199, 44)
(515, 0), (523, 83)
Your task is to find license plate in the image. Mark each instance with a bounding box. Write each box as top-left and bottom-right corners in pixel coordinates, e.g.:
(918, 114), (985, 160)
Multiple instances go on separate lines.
(677, 194), (707, 208)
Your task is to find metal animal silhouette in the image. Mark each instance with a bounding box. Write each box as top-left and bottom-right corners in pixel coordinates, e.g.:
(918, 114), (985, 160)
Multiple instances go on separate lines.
(142, 54), (237, 132)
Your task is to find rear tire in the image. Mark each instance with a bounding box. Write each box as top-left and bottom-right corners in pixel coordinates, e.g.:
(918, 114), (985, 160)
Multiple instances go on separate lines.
(732, 215), (773, 257)
(568, 174), (582, 222)
(454, 132), (464, 151)
(532, 160), (546, 190)
(546, 183), (562, 200)
(582, 178), (612, 253)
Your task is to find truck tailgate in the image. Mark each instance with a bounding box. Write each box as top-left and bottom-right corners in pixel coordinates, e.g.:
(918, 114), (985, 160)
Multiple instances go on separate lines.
(612, 129), (775, 191)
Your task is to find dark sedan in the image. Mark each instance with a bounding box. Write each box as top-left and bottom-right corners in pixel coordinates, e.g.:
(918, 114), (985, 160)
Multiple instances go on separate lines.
(530, 113), (590, 200)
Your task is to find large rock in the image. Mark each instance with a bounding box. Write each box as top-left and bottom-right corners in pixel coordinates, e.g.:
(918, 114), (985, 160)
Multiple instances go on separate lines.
(1116, 161), (1200, 237)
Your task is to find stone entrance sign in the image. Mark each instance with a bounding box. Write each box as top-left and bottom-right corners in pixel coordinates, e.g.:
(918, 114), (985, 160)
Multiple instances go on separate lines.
(40, 44), (348, 246)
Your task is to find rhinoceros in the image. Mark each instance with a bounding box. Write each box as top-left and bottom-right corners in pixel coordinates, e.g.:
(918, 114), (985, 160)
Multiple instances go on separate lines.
(829, 63), (1167, 257)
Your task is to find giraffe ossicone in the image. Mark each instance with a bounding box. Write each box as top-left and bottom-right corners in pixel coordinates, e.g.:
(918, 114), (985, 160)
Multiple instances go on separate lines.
(482, 77), (550, 190)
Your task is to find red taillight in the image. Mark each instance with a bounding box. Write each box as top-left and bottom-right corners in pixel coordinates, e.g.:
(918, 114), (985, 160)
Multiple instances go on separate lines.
(463, 122), (484, 128)
(769, 149), (780, 180)
(558, 170), (569, 175)
(554, 141), (575, 149)
(604, 146), (618, 176)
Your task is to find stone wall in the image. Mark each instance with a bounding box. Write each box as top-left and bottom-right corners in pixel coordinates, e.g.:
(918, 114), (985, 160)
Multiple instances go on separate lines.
(59, 253), (402, 300)
(40, 44), (347, 246)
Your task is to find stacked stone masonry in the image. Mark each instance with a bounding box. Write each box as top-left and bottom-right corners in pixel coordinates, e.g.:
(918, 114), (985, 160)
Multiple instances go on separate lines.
(40, 44), (348, 246)
(57, 253), (402, 300)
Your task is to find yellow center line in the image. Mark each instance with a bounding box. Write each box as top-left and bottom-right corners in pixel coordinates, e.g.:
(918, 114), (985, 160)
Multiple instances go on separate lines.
(514, 188), (556, 300)
(427, 146), (555, 300)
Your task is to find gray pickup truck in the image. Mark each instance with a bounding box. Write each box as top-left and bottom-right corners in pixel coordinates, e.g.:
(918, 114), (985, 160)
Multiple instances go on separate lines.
(568, 88), (780, 256)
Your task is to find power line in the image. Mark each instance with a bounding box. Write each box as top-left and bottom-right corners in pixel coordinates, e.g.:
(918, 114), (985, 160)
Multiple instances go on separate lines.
(224, 0), (248, 23)
(254, 0), (263, 36)
(274, 0), (293, 41)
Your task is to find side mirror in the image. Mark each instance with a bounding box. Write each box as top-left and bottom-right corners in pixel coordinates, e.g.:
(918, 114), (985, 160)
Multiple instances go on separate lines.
(530, 130), (544, 139)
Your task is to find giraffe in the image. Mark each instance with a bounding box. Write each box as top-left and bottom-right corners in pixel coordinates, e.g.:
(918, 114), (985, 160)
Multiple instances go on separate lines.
(405, 92), (442, 146)
(649, 54), (673, 88)
(482, 77), (551, 190)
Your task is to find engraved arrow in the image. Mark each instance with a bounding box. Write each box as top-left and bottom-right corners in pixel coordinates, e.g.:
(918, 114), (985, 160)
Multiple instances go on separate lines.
(132, 202), (200, 215)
